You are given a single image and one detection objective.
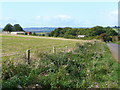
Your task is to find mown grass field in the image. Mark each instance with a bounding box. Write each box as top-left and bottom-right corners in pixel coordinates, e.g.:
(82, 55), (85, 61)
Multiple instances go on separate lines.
(1, 35), (86, 54)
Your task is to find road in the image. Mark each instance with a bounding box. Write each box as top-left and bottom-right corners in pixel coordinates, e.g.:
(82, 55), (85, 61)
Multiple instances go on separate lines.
(107, 43), (120, 63)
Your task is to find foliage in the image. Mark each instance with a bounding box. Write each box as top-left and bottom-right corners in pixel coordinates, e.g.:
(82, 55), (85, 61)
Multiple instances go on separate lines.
(113, 42), (120, 45)
(2, 41), (120, 88)
(104, 27), (118, 36)
(32, 32), (36, 35)
(112, 36), (119, 42)
(12, 24), (24, 31)
(99, 33), (112, 42)
(2, 23), (13, 32)
(49, 26), (118, 40)
(2, 23), (24, 32)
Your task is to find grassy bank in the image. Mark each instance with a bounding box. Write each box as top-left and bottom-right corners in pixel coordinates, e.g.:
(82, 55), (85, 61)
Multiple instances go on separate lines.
(113, 42), (120, 45)
(2, 41), (120, 88)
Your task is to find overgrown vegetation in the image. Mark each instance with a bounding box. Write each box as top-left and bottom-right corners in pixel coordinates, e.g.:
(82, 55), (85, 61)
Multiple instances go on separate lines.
(2, 41), (120, 89)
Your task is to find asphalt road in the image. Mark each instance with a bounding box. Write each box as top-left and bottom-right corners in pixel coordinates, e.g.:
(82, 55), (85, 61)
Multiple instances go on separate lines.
(107, 43), (120, 63)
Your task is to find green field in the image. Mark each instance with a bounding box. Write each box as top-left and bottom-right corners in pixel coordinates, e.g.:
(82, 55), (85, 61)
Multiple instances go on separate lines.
(1, 35), (90, 58)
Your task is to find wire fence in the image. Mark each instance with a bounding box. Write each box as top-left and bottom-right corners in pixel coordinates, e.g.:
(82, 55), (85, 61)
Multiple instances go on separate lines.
(2, 43), (78, 65)
(2, 40), (102, 65)
(1, 43), (78, 63)
(1, 40), (98, 58)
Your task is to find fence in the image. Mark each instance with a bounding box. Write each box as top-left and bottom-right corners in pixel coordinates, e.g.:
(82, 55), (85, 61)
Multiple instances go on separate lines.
(2, 40), (102, 66)
(2, 43), (77, 64)
(25, 44), (77, 64)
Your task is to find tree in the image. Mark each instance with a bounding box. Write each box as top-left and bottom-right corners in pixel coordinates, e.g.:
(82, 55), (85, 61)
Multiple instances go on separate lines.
(2, 23), (13, 32)
(33, 32), (36, 35)
(12, 24), (24, 31)
(49, 26), (118, 40)
(104, 27), (118, 36)
(91, 26), (105, 36)
(99, 33), (112, 42)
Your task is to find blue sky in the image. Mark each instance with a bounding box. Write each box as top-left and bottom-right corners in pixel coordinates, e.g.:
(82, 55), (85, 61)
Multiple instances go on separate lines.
(0, 2), (118, 28)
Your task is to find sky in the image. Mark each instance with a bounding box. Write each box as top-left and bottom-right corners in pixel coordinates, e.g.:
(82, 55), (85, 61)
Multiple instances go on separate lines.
(0, 2), (118, 28)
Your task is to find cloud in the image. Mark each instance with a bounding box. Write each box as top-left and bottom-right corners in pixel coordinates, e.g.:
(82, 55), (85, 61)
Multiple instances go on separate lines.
(36, 16), (41, 19)
(35, 15), (74, 26)
(56, 15), (71, 20)
(109, 10), (118, 24)
(0, 16), (17, 22)
(111, 10), (118, 15)
(101, 10), (118, 26)
(36, 15), (72, 21)
(0, 16), (19, 27)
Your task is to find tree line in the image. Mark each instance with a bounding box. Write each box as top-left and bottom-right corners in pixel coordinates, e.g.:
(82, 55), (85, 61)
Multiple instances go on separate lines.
(49, 26), (118, 42)
(2, 24), (119, 42)
(2, 23), (24, 32)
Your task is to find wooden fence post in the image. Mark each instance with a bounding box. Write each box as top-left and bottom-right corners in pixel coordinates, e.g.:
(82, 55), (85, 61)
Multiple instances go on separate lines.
(53, 46), (55, 53)
(26, 49), (30, 64)
(66, 46), (68, 52)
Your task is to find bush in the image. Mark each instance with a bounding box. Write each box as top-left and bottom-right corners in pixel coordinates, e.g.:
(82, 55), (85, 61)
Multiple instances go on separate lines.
(112, 36), (119, 42)
(99, 33), (112, 42)
(63, 34), (76, 39)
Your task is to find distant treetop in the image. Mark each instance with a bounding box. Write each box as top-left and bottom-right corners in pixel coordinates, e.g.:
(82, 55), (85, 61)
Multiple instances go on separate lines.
(12, 24), (24, 31)
(49, 26), (118, 38)
(2, 23), (25, 32)
(2, 23), (13, 32)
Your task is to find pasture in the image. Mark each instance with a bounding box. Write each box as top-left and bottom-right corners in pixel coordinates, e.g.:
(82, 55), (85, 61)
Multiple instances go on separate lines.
(1, 34), (91, 58)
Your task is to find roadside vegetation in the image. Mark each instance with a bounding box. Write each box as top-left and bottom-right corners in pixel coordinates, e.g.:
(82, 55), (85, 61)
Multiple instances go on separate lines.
(113, 42), (120, 45)
(2, 41), (120, 88)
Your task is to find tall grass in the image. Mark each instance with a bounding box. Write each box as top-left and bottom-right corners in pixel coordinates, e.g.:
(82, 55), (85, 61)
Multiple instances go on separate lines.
(2, 41), (120, 89)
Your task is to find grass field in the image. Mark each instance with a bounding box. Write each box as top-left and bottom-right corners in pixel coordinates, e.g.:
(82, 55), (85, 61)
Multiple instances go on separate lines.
(1, 34), (91, 57)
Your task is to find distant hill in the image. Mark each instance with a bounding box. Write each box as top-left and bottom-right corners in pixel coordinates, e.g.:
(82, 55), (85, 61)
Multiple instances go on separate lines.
(0, 27), (57, 33)
(23, 27), (91, 33)
(23, 27), (57, 33)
